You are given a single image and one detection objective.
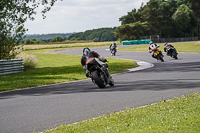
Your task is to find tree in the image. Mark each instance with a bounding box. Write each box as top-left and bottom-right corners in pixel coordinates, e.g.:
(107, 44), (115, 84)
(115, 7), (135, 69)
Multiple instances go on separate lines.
(49, 36), (64, 42)
(172, 4), (197, 37)
(24, 39), (34, 45)
(70, 37), (77, 41)
(119, 9), (139, 25)
(0, 0), (60, 59)
(115, 21), (149, 41)
(177, 0), (200, 36)
(116, 0), (199, 39)
(92, 38), (99, 42)
(141, 0), (162, 35)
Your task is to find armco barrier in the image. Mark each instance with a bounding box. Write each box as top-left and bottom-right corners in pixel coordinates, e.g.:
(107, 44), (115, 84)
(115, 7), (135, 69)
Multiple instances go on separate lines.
(0, 58), (24, 75)
(122, 40), (151, 45)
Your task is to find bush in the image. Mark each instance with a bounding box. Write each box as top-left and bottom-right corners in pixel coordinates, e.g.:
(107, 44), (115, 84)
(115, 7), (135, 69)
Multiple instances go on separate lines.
(16, 53), (38, 71)
(70, 37), (77, 41)
(24, 39), (35, 44)
(194, 41), (200, 46)
(92, 38), (99, 42)
(49, 36), (64, 42)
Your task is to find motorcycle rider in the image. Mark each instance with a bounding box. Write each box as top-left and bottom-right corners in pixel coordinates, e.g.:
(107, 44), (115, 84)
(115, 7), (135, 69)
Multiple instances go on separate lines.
(109, 42), (117, 54)
(148, 41), (164, 59)
(81, 47), (111, 80)
(164, 42), (177, 56)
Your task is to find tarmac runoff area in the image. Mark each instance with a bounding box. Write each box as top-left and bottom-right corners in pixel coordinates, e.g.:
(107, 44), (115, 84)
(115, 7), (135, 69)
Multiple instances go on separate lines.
(105, 48), (154, 72)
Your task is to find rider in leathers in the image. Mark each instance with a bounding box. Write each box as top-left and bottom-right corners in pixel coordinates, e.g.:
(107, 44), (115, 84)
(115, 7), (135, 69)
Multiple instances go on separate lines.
(109, 42), (117, 53)
(164, 42), (177, 56)
(81, 47), (111, 81)
(148, 41), (163, 59)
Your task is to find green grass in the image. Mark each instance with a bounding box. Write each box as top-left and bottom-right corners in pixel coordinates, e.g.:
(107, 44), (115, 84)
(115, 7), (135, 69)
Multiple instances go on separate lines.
(119, 41), (200, 53)
(0, 52), (138, 92)
(42, 92), (200, 133)
(1, 41), (199, 133)
(38, 41), (200, 133)
(22, 41), (121, 50)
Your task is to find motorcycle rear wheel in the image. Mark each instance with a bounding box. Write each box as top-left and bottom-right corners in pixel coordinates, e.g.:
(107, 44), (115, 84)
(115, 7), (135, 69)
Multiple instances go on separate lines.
(158, 55), (164, 62)
(92, 71), (106, 88)
(173, 53), (178, 59)
(174, 55), (178, 59)
(172, 49), (178, 59)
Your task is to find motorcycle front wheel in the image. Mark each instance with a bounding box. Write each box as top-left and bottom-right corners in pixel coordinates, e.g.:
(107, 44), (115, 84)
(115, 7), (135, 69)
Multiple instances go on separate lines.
(92, 71), (106, 88)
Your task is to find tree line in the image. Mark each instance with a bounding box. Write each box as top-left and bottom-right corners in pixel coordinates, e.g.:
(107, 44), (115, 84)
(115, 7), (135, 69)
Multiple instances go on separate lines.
(115, 0), (200, 41)
(24, 33), (73, 44)
(24, 27), (118, 44)
(25, 33), (74, 41)
(68, 27), (118, 42)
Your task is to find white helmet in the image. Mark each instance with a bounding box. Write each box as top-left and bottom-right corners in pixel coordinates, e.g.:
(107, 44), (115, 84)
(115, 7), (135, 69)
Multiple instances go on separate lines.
(149, 41), (153, 45)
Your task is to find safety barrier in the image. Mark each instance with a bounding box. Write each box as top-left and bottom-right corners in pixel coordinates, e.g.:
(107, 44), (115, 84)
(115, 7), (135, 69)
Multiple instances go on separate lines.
(0, 59), (24, 75)
(122, 40), (151, 45)
(121, 37), (199, 45)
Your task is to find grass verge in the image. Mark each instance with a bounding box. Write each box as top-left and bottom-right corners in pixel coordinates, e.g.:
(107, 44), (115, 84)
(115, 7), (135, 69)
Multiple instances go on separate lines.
(42, 92), (200, 133)
(0, 52), (138, 92)
(118, 41), (200, 53)
(22, 41), (120, 50)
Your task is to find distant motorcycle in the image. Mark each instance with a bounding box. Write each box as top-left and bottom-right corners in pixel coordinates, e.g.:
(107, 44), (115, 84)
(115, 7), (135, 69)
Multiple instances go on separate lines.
(164, 46), (178, 59)
(110, 46), (117, 56)
(86, 58), (114, 88)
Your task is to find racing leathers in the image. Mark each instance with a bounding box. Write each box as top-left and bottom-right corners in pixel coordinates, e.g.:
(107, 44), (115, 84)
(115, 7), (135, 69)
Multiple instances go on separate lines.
(164, 43), (176, 56)
(81, 51), (110, 78)
(109, 42), (117, 53)
(148, 43), (163, 58)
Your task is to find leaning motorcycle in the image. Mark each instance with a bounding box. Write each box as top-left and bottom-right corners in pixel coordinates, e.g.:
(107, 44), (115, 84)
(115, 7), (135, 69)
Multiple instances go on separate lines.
(152, 49), (164, 62)
(110, 47), (117, 56)
(165, 47), (178, 59)
(86, 57), (114, 88)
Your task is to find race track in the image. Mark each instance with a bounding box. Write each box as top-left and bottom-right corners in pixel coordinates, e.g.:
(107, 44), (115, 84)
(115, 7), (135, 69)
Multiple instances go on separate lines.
(0, 45), (200, 133)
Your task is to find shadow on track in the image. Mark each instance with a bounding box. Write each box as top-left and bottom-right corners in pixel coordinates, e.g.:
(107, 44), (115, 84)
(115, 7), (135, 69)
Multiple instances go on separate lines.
(1, 78), (200, 100)
(1, 61), (200, 99)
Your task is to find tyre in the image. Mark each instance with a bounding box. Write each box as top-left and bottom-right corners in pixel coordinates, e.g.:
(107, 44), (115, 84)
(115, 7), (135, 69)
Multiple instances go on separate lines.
(111, 50), (115, 56)
(172, 52), (178, 59)
(92, 71), (106, 88)
(173, 54), (178, 59)
(159, 55), (164, 62)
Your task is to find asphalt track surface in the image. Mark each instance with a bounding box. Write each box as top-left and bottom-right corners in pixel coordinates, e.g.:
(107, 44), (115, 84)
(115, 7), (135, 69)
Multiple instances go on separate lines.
(0, 45), (200, 133)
